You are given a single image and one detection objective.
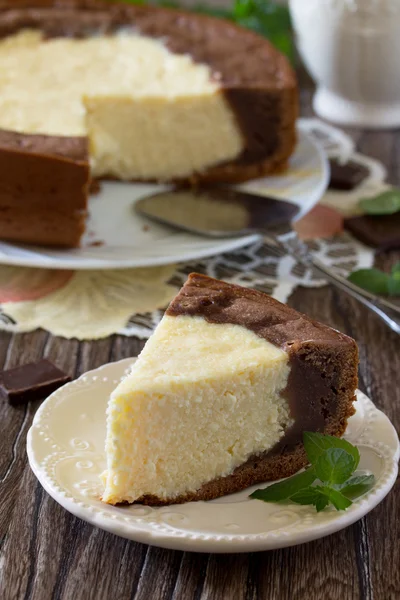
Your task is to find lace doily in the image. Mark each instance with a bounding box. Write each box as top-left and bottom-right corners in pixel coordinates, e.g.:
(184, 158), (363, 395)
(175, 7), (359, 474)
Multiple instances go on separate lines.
(0, 120), (378, 341)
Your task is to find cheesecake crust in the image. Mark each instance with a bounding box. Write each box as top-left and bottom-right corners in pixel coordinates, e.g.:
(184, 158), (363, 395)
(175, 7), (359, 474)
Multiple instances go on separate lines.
(0, 129), (89, 247)
(138, 274), (358, 505)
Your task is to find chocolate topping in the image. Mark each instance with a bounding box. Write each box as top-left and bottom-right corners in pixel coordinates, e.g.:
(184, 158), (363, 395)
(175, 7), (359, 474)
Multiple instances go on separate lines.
(0, 359), (71, 405)
(167, 273), (358, 455)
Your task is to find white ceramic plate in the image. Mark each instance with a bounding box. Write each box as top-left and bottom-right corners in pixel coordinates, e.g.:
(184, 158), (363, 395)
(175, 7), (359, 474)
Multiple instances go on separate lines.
(27, 358), (399, 554)
(1, 127), (328, 270)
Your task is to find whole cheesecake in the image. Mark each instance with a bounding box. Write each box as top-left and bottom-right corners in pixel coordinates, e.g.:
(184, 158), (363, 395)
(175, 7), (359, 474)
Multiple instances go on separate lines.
(102, 274), (358, 506)
(0, 0), (297, 247)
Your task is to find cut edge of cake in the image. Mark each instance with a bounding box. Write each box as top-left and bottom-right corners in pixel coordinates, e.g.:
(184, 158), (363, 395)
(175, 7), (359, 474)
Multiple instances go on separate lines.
(0, 129), (90, 247)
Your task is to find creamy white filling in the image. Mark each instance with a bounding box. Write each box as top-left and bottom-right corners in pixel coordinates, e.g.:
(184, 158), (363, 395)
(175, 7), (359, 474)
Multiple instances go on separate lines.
(86, 93), (243, 180)
(0, 30), (244, 179)
(102, 315), (291, 505)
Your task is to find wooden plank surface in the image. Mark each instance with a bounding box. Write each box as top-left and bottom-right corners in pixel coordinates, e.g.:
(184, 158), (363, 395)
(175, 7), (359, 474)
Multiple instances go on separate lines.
(0, 71), (399, 600)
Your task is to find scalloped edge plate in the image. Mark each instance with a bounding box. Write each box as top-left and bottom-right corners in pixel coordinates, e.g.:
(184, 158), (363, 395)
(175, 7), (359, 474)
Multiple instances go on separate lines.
(27, 358), (399, 553)
(0, 126), (329, 270)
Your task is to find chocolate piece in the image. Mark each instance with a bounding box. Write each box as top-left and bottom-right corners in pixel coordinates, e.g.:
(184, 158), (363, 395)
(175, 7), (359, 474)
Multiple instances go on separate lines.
(345, 213), (400, 250)
(0, 129), (90, 248)
(0, 359), (71, 405)
(329, 159), (369, 191)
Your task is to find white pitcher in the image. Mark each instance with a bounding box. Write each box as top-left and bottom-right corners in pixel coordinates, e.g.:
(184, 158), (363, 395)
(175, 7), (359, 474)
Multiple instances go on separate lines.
(289, 0), (400, 128)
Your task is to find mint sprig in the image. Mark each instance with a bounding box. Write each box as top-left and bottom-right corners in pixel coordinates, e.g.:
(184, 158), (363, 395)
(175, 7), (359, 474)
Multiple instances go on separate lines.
(315, 447), (355, 484)
(337, 474), (376, 499)
(303, 431), (360, 468)
(250, 432), (375, 512)
(348, 263), (400, 297)
(251, 466), (316, 502)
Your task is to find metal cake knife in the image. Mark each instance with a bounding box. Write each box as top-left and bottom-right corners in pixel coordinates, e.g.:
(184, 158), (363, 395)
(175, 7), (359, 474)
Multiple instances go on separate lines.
(135, 188), (400, 335)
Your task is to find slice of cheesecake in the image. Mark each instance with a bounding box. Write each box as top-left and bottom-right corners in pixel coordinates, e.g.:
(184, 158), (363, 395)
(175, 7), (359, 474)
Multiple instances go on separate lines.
(102, 274), (358, 506)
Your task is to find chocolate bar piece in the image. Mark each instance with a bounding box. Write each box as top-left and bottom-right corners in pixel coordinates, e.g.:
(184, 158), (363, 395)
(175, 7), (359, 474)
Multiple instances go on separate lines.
(345, 213), (400, 250)
(0, 359), (71, 406)
(329, 159), (369, 191)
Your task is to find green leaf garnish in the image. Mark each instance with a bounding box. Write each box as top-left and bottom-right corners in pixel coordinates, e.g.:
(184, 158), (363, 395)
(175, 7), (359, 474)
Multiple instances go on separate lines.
(250, 433), (375, 512)
(233, 0), (294, 61)
(250, 466), (316, 502)
(315, 448), (355, 484)
(338, 474), (376, 499)
(315, 494), (330, 513)
(348, 268), (391, 295)
(303, 431), (360, 470)
(359, 189), (400, 215)
(348, 267), (400, 297)
(392, 262), (400, 274)
(290, 487), (321, 506)
(388, 263), (400, 296)
(315, 486), (353, 511)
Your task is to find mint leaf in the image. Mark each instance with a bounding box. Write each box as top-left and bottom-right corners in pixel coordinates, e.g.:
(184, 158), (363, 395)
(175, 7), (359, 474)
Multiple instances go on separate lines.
(388, 265), (400, 297)
(303, 432), (360, 470)
(233, 0), (253, 18)
(359, 189), (400, 215)
(338, 474), (375, 500)
(316, 486), (353, 511)
(348, 266), (400, 297)
(392, 262), (400, 274)
(315, 448), (355, 484)
(290, 481), (358, 511)
(251, 434), (370, 513)
(315, 494), (330, 512)
(290, 486), (320, 506)
(232, 0), (294, 61)
(348, 268), (390, 295)
(250, 466), (316, 502)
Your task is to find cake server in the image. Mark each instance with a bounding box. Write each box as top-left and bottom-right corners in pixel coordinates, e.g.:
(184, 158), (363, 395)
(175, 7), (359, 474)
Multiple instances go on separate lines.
(135, 188), (400, 334)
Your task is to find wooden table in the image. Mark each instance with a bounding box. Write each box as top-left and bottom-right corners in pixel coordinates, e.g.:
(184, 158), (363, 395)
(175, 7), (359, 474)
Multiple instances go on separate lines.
(1, 73), (399, 600)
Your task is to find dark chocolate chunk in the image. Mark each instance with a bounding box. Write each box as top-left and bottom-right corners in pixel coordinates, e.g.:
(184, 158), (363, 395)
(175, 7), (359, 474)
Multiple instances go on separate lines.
(0, 359), (71, 406)
(345, 213), (400, 250)
(329, 159), (369, 191)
